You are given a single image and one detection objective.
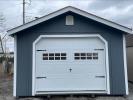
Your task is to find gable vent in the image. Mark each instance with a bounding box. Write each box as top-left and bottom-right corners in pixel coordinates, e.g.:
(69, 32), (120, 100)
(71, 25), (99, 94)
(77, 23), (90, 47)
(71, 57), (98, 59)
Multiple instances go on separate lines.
(66, 15), (74, 25)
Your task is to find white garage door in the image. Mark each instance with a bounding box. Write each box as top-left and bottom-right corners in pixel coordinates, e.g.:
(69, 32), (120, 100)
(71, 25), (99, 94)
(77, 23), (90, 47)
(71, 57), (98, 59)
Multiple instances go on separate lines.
(34, 36), (107, 94)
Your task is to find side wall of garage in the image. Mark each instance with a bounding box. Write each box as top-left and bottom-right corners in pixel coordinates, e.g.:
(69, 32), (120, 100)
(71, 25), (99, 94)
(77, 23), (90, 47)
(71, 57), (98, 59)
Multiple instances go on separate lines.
(15, 12), (126, 96)
(127, 47), (133, 82)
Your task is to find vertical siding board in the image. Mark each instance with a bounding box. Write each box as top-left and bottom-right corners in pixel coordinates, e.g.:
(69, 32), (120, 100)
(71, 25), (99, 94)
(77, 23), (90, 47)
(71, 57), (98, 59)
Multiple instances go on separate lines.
(16, 12), (126, 96)
(110, 33), (126, 94)
(17, 33), (32, 96)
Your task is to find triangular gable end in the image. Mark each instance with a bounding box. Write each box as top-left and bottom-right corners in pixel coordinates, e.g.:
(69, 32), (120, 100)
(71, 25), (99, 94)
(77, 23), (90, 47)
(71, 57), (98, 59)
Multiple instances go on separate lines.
(8, 6), (133, 35)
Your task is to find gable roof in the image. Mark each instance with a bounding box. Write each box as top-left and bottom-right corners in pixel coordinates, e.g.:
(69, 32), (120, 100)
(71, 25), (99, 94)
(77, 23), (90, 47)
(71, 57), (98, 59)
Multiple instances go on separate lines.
(8, 6), (133, 35)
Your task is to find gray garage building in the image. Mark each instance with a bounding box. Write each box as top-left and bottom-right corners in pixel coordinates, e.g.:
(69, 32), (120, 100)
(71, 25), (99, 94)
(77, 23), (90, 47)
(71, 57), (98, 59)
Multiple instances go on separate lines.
(8, 6), (132, 97)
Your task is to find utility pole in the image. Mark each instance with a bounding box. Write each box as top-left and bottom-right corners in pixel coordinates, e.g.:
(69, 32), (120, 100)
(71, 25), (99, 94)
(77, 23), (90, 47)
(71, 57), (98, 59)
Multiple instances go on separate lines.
(23, 0), (25, 24)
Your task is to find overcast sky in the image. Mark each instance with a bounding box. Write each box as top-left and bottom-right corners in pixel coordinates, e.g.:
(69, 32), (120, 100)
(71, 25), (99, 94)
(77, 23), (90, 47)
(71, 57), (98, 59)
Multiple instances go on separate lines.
(0, 0), (133, 51)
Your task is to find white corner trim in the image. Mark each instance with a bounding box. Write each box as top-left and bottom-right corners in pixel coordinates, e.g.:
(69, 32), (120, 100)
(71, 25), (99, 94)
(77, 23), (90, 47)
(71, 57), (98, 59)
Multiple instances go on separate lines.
(123, 34), (129, 95)
(13, 35), (17, 97)
(8, 6), (132, 35)
(32, 34), (110, 95)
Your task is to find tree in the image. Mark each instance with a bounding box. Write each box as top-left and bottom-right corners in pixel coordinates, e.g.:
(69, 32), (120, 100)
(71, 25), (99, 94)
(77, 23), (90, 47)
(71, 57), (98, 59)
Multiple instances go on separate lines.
(0, 12), (11, 55)
(0, 12), (6, 54)
(0, 12), (6, 34)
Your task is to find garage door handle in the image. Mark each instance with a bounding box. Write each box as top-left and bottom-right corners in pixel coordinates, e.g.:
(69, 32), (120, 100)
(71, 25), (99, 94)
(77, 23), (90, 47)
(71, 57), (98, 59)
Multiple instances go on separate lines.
(36, 49), (47, 51)
(36, 77), (47, 79)
(94, 49), (104, 51)
(95, 76), (105, 78)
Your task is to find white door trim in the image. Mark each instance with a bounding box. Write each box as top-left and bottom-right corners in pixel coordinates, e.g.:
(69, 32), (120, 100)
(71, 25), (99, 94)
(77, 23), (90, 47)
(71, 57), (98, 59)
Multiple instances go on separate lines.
(123, 34), (129, 95)
(32, 34), (110, 96)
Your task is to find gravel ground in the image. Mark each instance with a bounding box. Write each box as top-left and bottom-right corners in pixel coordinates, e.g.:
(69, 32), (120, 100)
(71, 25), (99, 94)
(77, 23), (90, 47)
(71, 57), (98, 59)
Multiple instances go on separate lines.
(0, 74), (133, 100)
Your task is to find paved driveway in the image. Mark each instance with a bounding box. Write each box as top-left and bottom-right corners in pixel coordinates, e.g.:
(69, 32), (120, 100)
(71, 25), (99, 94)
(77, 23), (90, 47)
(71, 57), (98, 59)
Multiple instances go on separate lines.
(0, 76), (133, 100)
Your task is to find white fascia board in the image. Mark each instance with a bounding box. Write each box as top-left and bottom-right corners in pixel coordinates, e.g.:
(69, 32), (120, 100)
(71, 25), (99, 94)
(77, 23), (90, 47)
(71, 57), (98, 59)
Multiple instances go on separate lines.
(8, 6), (133, 35)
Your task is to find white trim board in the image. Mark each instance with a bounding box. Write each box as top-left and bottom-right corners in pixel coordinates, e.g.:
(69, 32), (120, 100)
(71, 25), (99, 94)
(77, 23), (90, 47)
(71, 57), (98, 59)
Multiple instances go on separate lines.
(32, 34), (110, 96)
(32, 37), (36, 96)
(13, 35), (17, 96)
(123, 34), (129, 95)
(8, 6), (132, 35)
(35, 90), (107, 95)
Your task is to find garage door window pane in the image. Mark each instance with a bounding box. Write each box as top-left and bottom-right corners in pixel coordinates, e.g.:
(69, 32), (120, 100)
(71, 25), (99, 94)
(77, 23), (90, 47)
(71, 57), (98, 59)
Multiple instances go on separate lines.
(93, 53), (98, 56)
(49, 57), (54, 60)
(49, 53), (54, 56)
(81, 53), (86, 56)
(93, 57), (98, 59)
(75, 53), (80, 56)
(74, 53), (80, 60)
(43, 53), (48, 60)
(61, 53), (66, 56)
(75, 57), (80, 60)
(55, 57), (60, 60)
(43, 53), (48, 56)
(61, 57), (66, 60)
(87, 53), (92, 56)
(93, 53), (98, 60)
(81, 53), (86, 60)
(61, 53), (66, 60)
(87, 53), (92, 60)
(87, 57), (92, 59)
(43, 57), (48, 60)
(81, 57), (86, 60)
(55, 53), (60, 56)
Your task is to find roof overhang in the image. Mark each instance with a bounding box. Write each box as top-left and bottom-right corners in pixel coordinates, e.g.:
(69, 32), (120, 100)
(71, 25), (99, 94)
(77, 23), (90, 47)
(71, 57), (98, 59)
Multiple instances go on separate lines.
(8, 6), (133, 35)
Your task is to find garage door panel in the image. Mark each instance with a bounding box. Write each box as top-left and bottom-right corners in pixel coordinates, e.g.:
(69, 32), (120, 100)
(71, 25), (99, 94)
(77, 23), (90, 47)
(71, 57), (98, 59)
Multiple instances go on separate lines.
(36, 65), (106, 76)
(36, 65), (69, 76)
(36, 73), (106, 78)
(35, 37), (107, 93)
(67, 67), (106, 74)
(36, 77), (106, 91)
(36, 38), (104, 49)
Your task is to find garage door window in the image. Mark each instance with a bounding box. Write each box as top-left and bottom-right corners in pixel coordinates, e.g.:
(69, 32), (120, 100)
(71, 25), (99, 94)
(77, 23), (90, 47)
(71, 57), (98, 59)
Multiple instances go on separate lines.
(43, 53), (48, 60)
(43, 53), (66, 60)
(87, 53), (92, 59)
(93, 53), (98, 59)
(74, 53), (98, 60)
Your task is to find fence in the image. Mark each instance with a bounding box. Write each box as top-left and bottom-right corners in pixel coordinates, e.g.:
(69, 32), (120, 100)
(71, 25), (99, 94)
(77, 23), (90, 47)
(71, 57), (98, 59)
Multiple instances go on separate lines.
(0, 56), (14, 77)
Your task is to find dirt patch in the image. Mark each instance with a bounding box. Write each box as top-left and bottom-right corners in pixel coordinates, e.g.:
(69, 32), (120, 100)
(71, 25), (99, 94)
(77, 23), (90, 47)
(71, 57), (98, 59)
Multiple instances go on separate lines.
(0, 73), (13, 96)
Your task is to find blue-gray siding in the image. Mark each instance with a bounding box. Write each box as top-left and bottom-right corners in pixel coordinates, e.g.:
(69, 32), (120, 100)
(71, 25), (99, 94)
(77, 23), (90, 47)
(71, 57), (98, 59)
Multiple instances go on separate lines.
(16, 12), (126, 96)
